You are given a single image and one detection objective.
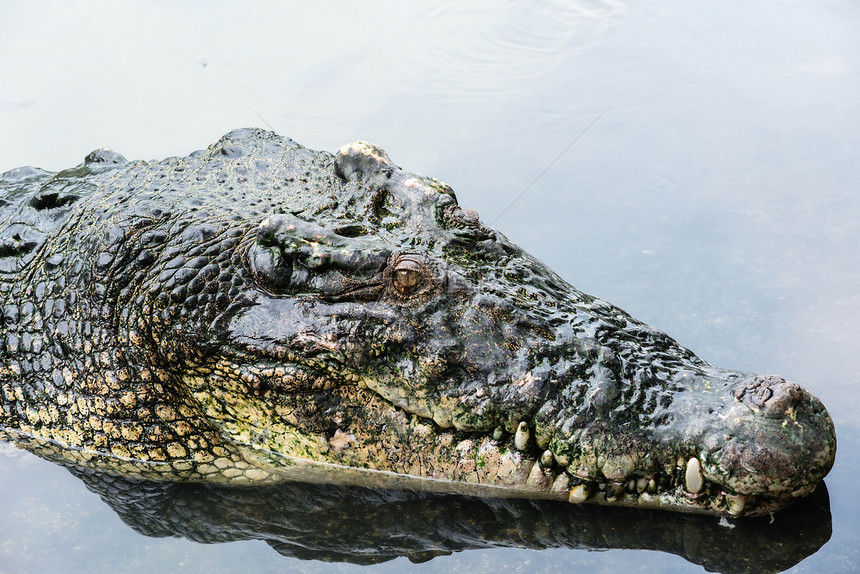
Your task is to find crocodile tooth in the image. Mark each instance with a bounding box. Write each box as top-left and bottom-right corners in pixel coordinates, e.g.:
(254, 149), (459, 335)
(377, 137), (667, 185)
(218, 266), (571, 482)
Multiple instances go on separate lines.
(647, 478), (657, 493)
(636, 478), (649, 493)
(514, 421), (531, 451)
(568, 483), (591, 504)
(540, 450), (554, 467)
(685, 457), (704, 494)
(725, 494), (746, 516)
(491, 426), (504, 441)
(626, 480), (636, 493)
(526, 461), (550, 489)
(606, 482), (625, 501)
(553, 452), (570, 467)
(551, 472), (571, 494)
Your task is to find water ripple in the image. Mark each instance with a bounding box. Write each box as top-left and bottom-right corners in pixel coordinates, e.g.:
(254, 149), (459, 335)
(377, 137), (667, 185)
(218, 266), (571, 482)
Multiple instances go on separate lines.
(403, 0), (627, 103)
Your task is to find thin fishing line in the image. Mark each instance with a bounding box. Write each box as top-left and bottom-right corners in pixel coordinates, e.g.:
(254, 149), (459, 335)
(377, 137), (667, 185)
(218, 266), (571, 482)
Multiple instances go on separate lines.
(250, 106), (277, 132)
(490, 108), (607, 225)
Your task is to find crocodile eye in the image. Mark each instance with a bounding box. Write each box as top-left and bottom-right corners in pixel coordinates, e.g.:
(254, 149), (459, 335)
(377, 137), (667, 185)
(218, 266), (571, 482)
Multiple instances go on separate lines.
(392, 259), (424, 295)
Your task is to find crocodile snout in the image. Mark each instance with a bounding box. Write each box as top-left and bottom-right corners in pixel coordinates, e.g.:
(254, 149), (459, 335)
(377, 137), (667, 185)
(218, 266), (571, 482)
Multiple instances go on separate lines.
(733, 375), (805, 419)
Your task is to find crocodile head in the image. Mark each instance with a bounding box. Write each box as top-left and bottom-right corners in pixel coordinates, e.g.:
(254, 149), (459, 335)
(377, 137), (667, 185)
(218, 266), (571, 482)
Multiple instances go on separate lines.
(0, 130), (835, 517)
(168, 137), (834, 517)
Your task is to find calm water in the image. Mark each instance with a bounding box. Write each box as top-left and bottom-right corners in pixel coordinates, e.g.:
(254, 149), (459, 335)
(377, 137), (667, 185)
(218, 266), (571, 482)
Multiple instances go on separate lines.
(1, 1), (858, 572)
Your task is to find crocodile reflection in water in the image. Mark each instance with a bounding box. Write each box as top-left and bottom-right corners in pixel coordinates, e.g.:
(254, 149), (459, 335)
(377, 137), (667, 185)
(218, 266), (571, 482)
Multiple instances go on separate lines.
(0, 129), (836, 517)
(76, 470), (831, 572)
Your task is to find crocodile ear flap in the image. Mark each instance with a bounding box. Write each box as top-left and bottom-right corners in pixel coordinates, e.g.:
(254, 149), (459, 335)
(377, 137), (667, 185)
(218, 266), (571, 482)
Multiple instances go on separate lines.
(334, 141), (399, 182)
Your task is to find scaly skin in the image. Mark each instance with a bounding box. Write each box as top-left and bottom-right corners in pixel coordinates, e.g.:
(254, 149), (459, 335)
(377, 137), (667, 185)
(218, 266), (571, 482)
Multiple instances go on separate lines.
(0, 129), (836, 516)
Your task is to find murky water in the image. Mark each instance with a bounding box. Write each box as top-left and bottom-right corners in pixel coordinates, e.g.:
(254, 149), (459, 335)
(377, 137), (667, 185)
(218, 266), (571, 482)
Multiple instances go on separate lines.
(1, 1), (858, 572)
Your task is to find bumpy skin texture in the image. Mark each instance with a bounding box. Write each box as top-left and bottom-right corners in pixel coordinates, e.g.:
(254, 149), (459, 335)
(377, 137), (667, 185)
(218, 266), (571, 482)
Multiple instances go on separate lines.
(0, 129), (836, 516)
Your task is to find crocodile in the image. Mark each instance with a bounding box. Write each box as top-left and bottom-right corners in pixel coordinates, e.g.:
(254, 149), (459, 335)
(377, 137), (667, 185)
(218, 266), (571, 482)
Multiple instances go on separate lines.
(0, 129), (836, 517)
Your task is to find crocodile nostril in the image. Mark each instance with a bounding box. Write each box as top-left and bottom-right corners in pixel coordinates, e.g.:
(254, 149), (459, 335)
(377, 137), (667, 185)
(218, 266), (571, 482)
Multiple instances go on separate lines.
(733, 375), (805, 418)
